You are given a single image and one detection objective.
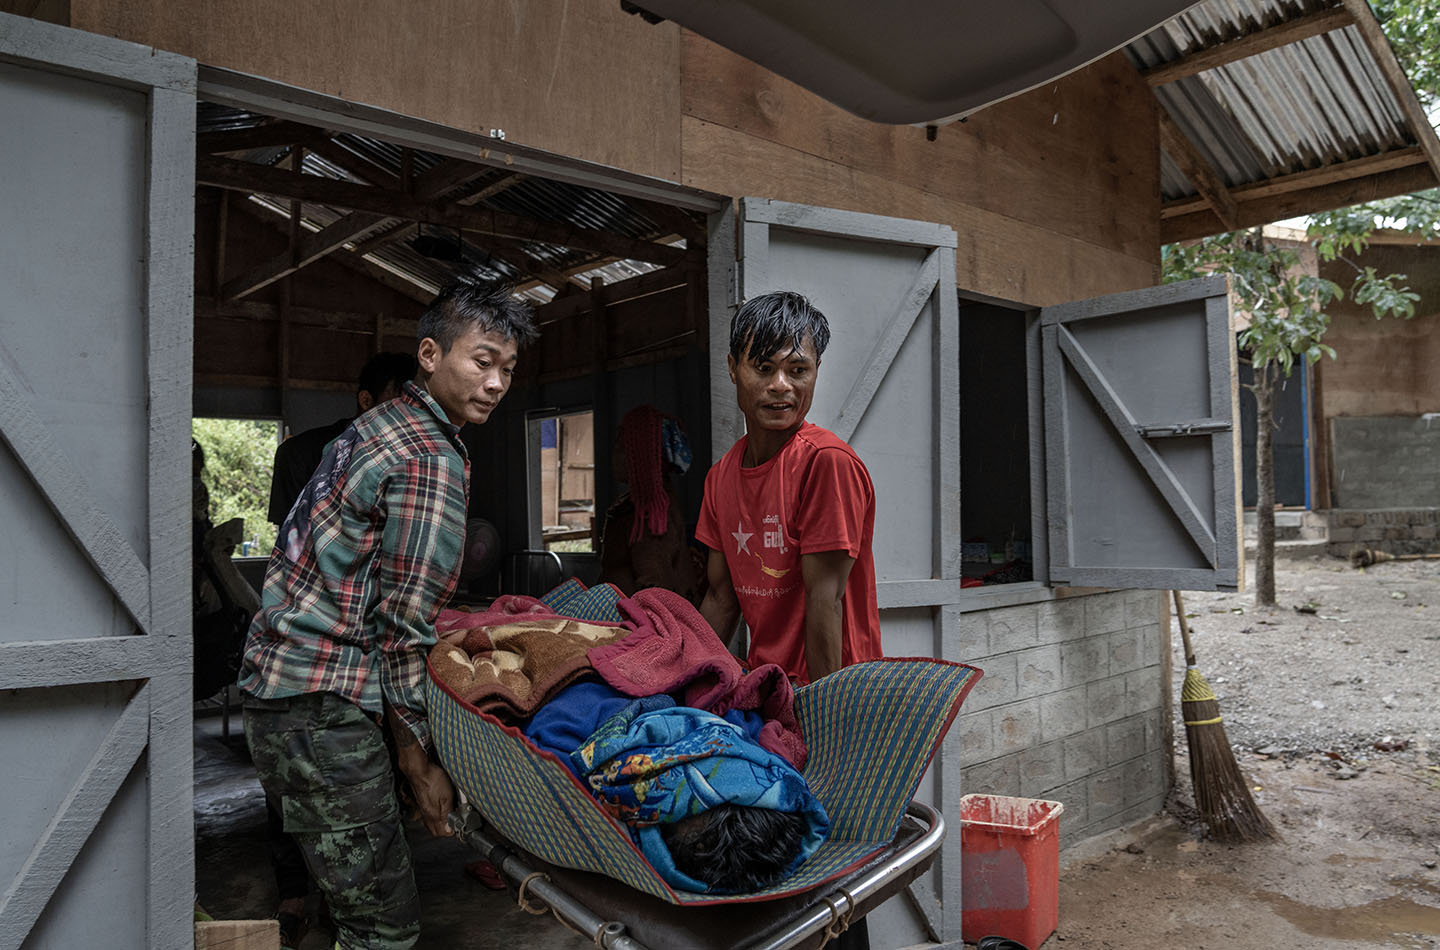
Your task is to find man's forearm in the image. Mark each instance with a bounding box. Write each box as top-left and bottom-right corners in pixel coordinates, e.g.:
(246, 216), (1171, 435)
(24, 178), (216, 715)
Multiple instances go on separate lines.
(700, 589), (742, 653)
(802, 597), (843, 682)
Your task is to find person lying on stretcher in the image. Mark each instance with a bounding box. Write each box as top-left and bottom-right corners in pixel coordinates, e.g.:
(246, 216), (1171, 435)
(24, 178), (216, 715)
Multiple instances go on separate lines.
(523, 679), (830, 894)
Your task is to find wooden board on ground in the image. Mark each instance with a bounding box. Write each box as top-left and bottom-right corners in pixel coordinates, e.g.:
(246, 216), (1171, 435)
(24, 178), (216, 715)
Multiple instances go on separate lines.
(195, 919), (280, 950)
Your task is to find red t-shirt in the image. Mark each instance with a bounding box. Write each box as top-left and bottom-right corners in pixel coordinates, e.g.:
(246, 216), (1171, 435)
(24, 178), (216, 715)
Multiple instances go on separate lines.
(696, 422), (882, 684)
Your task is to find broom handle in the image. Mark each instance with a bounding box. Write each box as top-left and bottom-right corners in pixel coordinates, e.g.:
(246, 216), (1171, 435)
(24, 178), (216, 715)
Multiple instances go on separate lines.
(1172, 590), (1197, 667)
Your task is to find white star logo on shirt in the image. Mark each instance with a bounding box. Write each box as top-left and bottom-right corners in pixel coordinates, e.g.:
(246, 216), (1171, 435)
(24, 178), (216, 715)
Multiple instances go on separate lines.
(732, 521), (754, 555)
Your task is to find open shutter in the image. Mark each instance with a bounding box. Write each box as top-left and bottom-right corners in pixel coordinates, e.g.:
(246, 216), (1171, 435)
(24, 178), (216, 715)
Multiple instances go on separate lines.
(0, 13), (195, 948)
(712, 197), (964, 945)
(1042, 274), (1242, 590)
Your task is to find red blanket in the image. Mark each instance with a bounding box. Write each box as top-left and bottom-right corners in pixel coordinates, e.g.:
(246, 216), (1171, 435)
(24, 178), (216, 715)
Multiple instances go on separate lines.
(588, 588), (807, 768)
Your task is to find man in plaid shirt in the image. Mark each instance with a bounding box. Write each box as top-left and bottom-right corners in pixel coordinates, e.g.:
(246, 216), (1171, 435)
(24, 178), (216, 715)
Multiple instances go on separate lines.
(240, 274), (536, 949)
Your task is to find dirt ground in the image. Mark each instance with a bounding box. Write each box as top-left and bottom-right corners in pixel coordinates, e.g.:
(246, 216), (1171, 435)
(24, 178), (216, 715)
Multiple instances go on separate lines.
(1054, 555), (1440, 950)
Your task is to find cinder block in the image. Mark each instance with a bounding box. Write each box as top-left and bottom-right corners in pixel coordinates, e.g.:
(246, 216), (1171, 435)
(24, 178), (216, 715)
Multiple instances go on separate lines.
(1086, 674), (1129, 728)
(1384, 526), (1413, 540)
(1126, 667), (1163, 717)
(988, 604), (1040, 653)
(1062, 729), (1105, 781)
(1038, 597), (1087, 642)
(1049, 779), (1088, 837)
(1143, 713), (1166, 752)
(1105, 716), (1146, 763)
(1017, 644), (1062, 698)
(993, 698), (1042, 756)
(1087, 765), (1126, 821)
(1124, 751), (1167, 806)
(1333, 510), (1366, 527)
(1038, 685), (1088, 742)
(1108, 629), (1142, 675)
(963, 752), (1020, 797)
(954, 610), (989, 656)
(1018, 742), (1067, 798)
(956, 710), (994, 765)
(1124, 589), (1162, 630)
(1138, 623), (1164, 665)
(1358, 525), (1385, 541)
(1060, 636), (1108, 688)
(1085, 592), (1127, 635)
(1327, 525), (1356, 543)
(964, 652), (1017, 712)
(1413, 525), (1438, 540)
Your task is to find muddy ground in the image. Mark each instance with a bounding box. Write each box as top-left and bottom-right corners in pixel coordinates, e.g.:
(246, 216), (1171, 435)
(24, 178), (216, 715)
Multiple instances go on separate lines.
(1056, 555), (1440, 949)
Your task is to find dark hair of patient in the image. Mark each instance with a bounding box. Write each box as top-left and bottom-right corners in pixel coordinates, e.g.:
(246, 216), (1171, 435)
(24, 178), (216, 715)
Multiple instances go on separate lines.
(417, 270), (539, 351)
(661, 805), (808, 892)
(729, 290), (831, 365)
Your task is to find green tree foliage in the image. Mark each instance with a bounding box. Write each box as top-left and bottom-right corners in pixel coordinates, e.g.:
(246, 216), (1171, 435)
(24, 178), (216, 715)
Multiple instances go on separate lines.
(192, 417), (280, 555)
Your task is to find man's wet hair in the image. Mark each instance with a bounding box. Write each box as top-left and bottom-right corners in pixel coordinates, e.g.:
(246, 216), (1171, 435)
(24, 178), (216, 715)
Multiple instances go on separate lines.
(728, 291), (831, 365)
(661, 805), (808, 893)
(357, 351), (418, 399)
(417, 270), (538, 352)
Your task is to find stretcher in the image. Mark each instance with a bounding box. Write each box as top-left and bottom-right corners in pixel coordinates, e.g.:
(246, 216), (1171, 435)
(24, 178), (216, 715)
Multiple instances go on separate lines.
(426, 657), (981, 950)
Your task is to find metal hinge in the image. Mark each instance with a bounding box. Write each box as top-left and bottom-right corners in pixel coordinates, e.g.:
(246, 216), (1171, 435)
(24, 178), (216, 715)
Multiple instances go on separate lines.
(1136, 419), (1233, 438)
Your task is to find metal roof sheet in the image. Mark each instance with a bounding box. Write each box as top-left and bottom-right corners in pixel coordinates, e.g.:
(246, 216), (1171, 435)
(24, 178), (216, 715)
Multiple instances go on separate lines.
(1127, 0), (1420, 202)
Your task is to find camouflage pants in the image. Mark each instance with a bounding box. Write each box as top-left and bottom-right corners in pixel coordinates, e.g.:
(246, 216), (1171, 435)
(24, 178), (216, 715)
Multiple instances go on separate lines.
(244, 692), (420, 950)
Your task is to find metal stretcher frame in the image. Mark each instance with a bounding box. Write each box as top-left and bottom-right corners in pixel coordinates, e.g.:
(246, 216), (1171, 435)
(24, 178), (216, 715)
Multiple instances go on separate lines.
(450, 799), (946, 950)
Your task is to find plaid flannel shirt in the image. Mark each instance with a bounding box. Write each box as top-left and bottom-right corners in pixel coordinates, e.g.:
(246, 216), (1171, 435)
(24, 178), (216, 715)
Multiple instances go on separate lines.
(239, 382), (469, 751)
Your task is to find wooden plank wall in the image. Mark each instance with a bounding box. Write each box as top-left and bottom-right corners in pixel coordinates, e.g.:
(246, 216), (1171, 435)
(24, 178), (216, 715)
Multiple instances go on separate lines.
(679, 34), (1160, 305)
(1317, 243), (1440, 418)
(68, 0), (684, 181)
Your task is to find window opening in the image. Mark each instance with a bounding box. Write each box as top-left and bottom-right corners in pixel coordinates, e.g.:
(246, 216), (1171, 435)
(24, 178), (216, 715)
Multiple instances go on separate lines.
(959, 302), (1034, 585)
(191, 417), (282, 556)
(534, 410), (596, 552)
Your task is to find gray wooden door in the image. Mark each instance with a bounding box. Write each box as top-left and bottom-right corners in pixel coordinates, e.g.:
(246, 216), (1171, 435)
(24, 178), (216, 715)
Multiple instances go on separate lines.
(1042, 274), (1242, 590)
(0, 14), (196, 949)
(713, 197), (963, 947)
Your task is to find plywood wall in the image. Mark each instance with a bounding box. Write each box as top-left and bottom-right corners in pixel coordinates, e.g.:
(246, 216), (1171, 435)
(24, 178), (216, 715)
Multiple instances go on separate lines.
(65, 0), (1161, 307)
(1318, 243), (1440, 418)
(69, 0), (685, 181)
(679, 34), (1160, 306)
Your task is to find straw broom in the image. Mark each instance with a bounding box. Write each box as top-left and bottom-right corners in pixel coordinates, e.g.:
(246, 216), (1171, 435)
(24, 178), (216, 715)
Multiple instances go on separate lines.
(1172, 590), (1276, 842)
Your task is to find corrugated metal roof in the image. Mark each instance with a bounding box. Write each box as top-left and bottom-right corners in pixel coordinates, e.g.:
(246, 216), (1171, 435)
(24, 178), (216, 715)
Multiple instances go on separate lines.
(1127, 0), (1419, 202)
(198, 103), (680, 303)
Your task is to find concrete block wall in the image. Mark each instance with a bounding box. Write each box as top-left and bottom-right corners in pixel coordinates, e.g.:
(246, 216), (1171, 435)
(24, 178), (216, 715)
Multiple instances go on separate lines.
(1326, 508), (1440, 557)
(957, 590), (1169, 849)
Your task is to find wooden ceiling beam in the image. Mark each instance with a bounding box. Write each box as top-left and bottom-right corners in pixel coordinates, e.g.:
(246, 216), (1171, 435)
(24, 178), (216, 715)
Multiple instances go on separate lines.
(457, 172), (527, 205)
(1339, 0), (1440, 183)
(197, 120), (320, 154)
(1161, 161), (1439, 243)
(227, 197), (436, 304)
(301, 137), (400, 189)
(221, 212), (391, 301)
(1143, 6), (1355, 85)
(1158, 107), (1240, 232)
(197, 156), (689, 268)
(1161, 146), (1429, 218)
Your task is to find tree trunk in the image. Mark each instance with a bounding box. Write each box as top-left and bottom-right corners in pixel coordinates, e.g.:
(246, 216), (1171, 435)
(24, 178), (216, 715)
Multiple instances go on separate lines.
(1254, 363), (1277, 606)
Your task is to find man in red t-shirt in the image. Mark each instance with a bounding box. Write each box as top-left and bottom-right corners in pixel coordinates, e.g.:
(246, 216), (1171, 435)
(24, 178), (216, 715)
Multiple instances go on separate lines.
(697, 291), (882, 686)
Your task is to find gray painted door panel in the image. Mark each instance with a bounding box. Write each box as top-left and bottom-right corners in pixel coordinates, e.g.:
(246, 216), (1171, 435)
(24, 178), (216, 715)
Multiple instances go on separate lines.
(727, 198), (963, 945)
(1042, 274), (1243, 590)
(0, 13), (195, 949)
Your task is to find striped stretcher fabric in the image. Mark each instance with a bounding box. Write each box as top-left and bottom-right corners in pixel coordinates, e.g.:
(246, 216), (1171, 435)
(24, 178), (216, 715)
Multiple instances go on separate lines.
(427, 655), (981, 905)
(540, 578), (625, 622)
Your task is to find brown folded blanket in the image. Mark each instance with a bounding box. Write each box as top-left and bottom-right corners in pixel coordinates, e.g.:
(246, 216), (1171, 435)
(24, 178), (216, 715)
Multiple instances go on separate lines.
(429, 616), (630, 721)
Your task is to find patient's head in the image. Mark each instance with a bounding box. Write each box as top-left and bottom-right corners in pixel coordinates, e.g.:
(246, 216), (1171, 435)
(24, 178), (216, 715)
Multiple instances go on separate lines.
(660, 804), (808, 892)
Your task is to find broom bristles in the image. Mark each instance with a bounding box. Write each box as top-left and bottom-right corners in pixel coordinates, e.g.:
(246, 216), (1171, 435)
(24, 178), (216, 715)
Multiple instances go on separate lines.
(1181, 667), (1277, 842)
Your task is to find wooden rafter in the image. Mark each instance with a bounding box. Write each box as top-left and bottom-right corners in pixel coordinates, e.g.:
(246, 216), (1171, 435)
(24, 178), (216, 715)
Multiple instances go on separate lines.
(1161, 146), (1429, 218)
(1339, 0), (1440, 183)
(197, 156), (690, 267)
(1158, 107), (1240, 232)
(1161, 159), (1438, 242)
(1142, 6), (1355, 85)
(196, 120), (319, 154)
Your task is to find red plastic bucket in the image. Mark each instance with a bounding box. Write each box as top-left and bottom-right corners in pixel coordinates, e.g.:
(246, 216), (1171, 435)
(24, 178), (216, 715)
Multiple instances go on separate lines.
(960, 794), (1064, 948)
